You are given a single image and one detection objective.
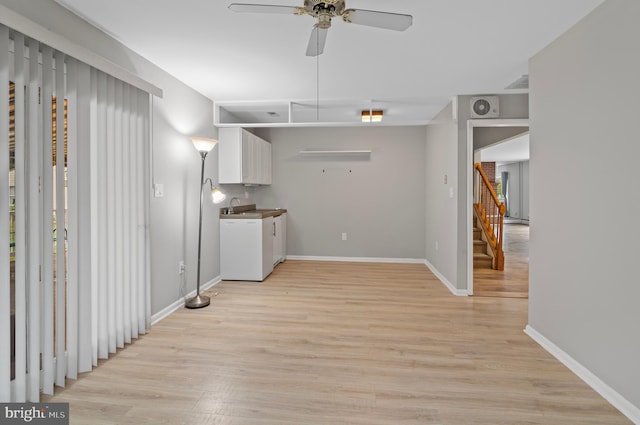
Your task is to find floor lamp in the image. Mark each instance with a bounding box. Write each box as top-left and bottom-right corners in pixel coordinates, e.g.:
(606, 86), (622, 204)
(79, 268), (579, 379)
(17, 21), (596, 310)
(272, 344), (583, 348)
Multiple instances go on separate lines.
(186, 137), (226, 309)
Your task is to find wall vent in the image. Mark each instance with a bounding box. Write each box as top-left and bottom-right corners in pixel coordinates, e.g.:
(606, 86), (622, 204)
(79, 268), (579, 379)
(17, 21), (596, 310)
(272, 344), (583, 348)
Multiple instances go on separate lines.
(470, 96), (499, 118)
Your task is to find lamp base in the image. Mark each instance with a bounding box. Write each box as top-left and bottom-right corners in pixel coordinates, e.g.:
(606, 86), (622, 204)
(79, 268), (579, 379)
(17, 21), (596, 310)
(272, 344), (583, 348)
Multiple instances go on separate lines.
(185, 294), (210, 309)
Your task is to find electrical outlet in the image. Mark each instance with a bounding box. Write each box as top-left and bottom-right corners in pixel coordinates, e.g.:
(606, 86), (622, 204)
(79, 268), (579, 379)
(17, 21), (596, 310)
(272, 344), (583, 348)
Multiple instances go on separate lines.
(178, 261), (185, 275)
(341, 232), (347, 241)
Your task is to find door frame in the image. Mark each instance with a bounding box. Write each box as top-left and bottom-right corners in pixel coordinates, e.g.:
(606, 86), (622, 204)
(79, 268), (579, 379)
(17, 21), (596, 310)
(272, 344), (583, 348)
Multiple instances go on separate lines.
(466, 118), (529, 295)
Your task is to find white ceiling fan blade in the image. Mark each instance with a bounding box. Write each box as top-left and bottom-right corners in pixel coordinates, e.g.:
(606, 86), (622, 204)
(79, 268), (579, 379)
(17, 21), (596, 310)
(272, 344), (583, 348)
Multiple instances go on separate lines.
(229, 3), (300, 14)
(343, 9), (412, 31)
(306, 25), (328, 57)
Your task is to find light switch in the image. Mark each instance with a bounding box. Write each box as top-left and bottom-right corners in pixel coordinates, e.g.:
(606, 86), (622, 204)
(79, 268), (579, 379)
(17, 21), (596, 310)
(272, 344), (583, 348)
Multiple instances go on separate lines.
(154, 183), (164, 198)
(449, 187), (454, 198)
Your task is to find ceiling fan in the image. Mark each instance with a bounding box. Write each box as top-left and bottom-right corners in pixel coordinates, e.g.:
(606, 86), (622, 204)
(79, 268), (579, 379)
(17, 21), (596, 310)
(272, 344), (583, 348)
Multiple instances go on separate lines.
(228, 0), (413, 56)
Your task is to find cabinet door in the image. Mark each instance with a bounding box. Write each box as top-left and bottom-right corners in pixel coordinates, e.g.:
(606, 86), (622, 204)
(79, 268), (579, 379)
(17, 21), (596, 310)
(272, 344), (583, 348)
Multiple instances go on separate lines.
(220, 219), (264, 280)
(280, 213), (286, 262)
(272, 216), (282, 265)
(261, 218), (275, 279)
(262, 140), (272, 185)
(221, 128), (271, 185)
(255, 137), (264, 184)
(218, 127), (243, 184)
(241, 131), (254, 183)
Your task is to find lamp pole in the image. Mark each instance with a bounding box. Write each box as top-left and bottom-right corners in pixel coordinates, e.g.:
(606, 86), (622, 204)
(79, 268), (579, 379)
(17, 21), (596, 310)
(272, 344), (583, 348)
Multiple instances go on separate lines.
(185, 150), (211, 309)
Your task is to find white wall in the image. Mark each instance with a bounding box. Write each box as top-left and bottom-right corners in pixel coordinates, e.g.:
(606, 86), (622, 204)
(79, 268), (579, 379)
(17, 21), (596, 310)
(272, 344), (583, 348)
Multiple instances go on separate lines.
(255, 126), (426, 260)
(529, 0), (640, 417)
(0, 0), (219, 314)
(521, 161), (529, 221)
(424, 103), (458, 286)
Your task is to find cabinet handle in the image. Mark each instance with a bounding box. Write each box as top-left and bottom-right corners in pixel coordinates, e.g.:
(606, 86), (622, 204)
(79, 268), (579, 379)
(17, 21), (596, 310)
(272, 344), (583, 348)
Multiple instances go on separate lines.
(273, 222), (276, 236)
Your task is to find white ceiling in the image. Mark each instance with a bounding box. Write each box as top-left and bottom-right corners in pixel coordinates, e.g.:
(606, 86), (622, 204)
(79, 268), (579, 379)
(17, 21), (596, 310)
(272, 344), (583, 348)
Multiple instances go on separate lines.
(53, 0), (605, 126)
(480, 133), (529, 164)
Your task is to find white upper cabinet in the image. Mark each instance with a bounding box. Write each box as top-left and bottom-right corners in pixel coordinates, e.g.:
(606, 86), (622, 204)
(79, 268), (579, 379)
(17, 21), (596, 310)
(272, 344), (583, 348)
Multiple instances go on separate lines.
(218, 127), (272, 185)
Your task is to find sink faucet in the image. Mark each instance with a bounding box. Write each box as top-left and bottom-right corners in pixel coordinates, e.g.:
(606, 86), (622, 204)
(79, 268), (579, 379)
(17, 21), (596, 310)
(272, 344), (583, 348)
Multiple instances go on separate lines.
(228, 197), (241, 214)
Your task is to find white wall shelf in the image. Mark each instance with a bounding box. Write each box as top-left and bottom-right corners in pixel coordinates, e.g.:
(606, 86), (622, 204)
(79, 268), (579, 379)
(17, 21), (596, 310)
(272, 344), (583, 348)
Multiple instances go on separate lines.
(298, 150), (371, 156)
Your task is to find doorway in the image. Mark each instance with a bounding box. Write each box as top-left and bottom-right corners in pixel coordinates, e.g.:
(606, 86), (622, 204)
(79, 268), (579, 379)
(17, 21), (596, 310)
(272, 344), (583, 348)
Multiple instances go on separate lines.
(466, 119), (529, 296)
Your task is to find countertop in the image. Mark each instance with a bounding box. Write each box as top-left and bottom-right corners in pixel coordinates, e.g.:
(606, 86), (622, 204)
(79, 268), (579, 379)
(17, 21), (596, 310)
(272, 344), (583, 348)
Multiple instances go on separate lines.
(220, 204), (286, 219)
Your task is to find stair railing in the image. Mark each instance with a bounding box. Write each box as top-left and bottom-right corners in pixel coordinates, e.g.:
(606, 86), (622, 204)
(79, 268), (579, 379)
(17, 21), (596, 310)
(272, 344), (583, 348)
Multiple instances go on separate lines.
(473, 163), (506, 270)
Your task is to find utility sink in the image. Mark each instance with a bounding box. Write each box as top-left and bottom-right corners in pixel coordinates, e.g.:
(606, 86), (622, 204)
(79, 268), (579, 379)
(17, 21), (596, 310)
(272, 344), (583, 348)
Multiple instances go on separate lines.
(220, 204), (286, 219)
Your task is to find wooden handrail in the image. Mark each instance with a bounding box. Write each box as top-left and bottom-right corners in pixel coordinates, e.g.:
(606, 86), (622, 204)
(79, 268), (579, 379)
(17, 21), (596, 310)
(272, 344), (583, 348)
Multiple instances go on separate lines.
(475, 163), (503, 207)
(473, 163), (506, 270)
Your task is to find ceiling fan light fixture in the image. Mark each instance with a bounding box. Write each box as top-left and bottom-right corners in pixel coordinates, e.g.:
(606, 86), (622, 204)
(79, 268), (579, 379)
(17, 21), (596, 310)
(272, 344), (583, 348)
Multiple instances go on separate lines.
(317, 10), (332, 28)
(229, 0), (413, 55)
(362, 110), (383, 123)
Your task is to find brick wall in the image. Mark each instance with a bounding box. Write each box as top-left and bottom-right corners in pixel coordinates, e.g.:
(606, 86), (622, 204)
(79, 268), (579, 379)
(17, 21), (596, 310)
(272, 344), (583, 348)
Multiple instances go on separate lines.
(480, 162), (499, 214)
(481, 162), (496, 183)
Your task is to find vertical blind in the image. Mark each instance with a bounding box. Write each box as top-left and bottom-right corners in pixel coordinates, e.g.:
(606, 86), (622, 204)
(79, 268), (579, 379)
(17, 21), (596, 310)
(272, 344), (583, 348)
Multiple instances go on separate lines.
(0, 23), (151, 402)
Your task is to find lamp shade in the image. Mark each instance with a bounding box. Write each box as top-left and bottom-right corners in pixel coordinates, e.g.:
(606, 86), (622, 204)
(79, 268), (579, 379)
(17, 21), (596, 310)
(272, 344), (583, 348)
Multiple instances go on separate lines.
(191, 137), (218, 153)
(211, 187), (226, 204)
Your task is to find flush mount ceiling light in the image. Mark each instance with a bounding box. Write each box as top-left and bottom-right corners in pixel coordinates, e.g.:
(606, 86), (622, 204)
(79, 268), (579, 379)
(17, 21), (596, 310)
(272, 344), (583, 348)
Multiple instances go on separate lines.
(361, 110), (383, 123)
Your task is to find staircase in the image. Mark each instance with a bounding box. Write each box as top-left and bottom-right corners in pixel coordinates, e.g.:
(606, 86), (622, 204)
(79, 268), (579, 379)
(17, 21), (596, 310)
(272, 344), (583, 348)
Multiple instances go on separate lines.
(473, 219), (493, 269)
(473, 163), (506, 271)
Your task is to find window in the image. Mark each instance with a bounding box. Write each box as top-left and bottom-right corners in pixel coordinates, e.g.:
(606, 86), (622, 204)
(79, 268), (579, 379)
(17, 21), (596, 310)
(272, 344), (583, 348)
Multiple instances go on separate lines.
(1, 27), (152, 402)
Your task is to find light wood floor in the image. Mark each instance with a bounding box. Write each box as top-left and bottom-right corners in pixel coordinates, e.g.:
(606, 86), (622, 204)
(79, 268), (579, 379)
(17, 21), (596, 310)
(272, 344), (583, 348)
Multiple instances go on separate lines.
(474, 224), (529, 298)
(43, 260), (629, 424)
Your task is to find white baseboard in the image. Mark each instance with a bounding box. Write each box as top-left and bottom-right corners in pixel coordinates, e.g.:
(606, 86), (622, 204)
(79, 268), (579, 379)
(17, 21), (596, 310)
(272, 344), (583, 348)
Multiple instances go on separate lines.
(285, 256), (468, 296)
(524, 325), (640, 424)
(504, 218), (529, 225)
(423, 259), (469, 296)
(285, 255), (425, 264)
(151, 276), (222, 326)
